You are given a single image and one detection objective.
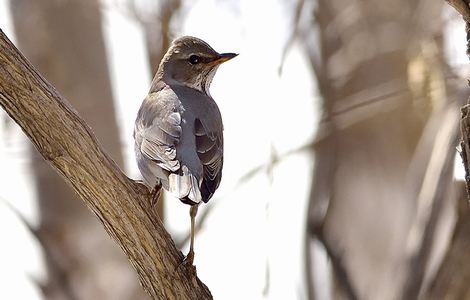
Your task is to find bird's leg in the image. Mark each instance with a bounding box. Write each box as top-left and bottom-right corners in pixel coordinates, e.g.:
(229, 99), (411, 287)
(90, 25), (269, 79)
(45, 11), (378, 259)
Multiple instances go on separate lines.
(184, 203), (199, 266)
(150, 182), (162, 207)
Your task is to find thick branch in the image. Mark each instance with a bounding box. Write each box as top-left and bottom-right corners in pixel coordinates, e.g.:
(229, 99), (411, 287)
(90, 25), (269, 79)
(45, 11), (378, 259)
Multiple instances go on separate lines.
(0, 30), (212, 300)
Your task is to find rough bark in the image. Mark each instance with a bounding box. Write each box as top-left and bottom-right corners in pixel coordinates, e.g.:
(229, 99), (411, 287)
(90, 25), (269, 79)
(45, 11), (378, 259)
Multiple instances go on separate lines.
(9, 0), (147, 298)
(0, 29), (212, 300)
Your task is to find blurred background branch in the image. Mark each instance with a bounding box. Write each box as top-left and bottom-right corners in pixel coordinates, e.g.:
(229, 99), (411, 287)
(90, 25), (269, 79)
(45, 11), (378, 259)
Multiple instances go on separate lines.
(8, 1), (147, 298)
(0, 198), (78, 300)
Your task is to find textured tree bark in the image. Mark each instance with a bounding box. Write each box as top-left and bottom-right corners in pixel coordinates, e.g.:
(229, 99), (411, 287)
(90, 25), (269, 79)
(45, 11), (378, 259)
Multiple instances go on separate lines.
(461, 105), (470, 197)
(0, 29), (212, 300)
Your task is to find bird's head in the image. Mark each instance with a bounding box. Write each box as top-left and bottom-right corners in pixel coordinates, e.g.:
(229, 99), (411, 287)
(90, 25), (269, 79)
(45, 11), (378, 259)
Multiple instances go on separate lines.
(155, 36), (237, 94)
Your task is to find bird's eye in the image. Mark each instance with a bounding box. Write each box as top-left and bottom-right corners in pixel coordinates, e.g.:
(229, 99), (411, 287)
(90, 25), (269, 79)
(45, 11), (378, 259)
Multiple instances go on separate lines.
(189, 55), (200, 65)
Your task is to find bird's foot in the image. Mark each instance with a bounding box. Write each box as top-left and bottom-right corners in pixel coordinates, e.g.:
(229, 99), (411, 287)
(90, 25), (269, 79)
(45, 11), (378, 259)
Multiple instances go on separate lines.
(178, 250), (196, 275)
(183, 250), (194, 266)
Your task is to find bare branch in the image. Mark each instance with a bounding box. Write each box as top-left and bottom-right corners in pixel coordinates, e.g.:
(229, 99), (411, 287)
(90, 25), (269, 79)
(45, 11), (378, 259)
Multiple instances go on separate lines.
(460, 104), (470, 200)
(0, 30), (211, 300)
(278, 0), (306, 75)
(402, 105), (460, 299)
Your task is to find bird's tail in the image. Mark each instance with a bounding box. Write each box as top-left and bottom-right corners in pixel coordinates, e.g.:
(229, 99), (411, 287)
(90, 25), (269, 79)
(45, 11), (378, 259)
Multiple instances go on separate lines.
(168, 165), (202, 204)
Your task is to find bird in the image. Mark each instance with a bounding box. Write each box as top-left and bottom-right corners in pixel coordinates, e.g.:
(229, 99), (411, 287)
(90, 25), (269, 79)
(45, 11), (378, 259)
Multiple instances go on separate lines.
(134, 36), (237, 266)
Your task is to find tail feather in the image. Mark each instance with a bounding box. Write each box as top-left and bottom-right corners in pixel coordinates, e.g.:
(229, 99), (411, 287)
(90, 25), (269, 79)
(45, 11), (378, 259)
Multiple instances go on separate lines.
(168, 165), (201, 204)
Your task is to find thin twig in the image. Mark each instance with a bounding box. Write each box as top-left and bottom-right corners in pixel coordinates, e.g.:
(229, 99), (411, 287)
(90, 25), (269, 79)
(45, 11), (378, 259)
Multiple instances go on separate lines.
(278, 0), (306, 75)
(402, 106), (460, 299)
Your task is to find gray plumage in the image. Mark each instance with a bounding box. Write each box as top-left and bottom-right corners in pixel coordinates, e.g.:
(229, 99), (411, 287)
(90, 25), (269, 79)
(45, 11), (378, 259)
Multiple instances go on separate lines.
(134, 36), (236, 205)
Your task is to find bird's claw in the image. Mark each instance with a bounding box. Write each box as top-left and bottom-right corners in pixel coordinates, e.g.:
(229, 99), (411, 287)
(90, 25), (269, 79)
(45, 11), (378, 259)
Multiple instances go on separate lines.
(183, 250), (194, 266)
(177, 250), (196, 275)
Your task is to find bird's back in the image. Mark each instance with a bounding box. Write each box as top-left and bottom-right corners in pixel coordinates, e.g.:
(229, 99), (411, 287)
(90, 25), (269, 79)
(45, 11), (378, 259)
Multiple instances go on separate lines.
(134, 83), (224, 204)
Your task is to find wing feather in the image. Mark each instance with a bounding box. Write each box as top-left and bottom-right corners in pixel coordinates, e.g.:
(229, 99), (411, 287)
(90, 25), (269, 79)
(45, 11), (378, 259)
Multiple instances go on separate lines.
(194, 118), (223, 202)
(135, 88), (223, 204)
(135, 93), (182, 172)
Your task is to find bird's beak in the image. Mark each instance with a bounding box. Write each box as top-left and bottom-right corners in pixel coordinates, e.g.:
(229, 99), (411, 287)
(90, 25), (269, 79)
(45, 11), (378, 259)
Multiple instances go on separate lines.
(208, 53), (238, 65)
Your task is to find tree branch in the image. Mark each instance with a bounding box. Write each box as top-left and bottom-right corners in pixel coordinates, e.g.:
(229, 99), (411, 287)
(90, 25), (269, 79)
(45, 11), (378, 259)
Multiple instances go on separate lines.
(402, 105), (459, 299)
(0, 30), (212, 300)
(460, 104), (470, 200)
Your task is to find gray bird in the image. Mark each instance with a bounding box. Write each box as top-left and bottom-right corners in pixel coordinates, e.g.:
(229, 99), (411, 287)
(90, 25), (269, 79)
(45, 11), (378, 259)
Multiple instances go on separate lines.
(134, 36), (237, 265)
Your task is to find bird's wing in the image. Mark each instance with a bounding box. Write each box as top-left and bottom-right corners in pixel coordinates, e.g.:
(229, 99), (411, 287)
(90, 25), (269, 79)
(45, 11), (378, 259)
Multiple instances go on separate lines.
(135, 92), (182, 173)
(135, 90), (202, 203)
(194, 117), (223, 202)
